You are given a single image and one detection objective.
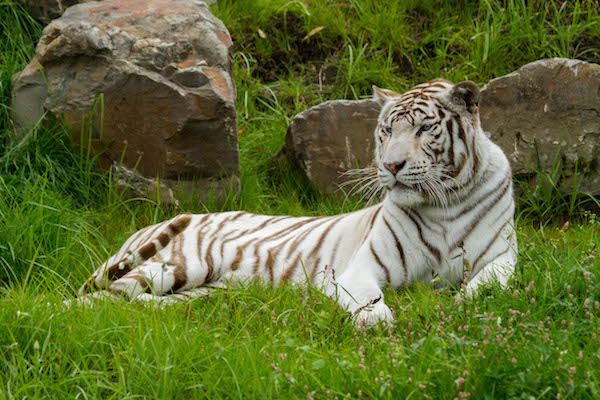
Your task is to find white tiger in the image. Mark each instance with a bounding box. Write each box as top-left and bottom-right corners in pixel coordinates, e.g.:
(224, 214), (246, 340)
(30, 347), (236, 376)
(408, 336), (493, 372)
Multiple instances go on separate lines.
(76, 79), (517, 326)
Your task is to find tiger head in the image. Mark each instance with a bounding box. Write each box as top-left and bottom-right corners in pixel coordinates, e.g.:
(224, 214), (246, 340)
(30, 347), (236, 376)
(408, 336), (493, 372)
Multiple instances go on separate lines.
(372, 79), (484, 207)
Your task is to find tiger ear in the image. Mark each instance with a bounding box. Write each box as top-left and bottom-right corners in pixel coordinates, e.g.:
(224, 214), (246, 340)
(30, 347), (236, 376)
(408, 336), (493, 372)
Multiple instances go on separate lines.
(450, 81), (480, 113)
(372, 85), (401, 106)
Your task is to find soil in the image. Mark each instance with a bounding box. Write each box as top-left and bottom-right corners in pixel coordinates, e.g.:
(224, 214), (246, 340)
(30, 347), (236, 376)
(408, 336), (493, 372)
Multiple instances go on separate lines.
(231, 12), (343, 84)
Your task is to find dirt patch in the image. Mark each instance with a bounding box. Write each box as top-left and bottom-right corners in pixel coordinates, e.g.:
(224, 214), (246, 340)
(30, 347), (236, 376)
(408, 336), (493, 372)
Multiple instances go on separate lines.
(572, 29), (600, 63)
(231, 12), (342, 83)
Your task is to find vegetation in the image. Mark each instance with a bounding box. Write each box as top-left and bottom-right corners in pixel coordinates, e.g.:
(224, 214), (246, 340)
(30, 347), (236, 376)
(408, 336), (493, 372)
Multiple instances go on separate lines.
(1, 0), (599, 398)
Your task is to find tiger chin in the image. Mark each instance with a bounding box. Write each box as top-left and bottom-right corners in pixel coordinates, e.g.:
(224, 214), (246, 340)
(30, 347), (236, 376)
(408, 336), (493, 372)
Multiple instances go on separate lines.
(75, 79), (517, 327)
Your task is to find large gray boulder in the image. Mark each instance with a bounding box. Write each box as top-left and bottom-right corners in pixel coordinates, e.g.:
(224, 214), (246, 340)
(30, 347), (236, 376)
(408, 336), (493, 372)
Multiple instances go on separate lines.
(11, 0), (239, 205)
(282, 58), (600, 196)
(480, 58), (600, 195)
(282, 99), (380, 194)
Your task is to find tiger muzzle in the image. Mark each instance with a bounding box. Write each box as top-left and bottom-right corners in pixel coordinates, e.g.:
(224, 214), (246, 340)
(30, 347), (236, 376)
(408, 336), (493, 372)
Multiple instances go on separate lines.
(383, 160), (407, 176)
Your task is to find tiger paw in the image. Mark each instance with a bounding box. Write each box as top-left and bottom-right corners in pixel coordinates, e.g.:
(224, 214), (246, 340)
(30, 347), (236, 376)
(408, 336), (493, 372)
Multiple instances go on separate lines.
(352, 302), (395, 328)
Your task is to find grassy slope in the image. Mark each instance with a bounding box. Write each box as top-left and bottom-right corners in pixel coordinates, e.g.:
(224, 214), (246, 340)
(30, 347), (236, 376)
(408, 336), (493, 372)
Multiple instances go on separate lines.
(1, 0), (600, 398)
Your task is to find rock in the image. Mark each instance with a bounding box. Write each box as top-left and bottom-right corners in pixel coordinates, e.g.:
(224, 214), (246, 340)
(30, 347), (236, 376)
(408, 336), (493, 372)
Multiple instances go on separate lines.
(282, 99), (380, 194)
(480, 58), (600, 195)
(11, 0), (239, 205)
(283, 59), (600, 196)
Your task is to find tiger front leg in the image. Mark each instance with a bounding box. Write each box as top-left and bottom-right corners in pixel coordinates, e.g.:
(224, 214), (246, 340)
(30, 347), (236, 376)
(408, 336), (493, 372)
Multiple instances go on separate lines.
(463, 250), (517, 298)
(462, 228), (518, 298)
(328, 262), (395, 327)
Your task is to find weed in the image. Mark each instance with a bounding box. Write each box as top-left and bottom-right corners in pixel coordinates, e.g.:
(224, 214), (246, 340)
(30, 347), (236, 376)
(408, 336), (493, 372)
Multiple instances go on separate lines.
(516, 143), (600, 221)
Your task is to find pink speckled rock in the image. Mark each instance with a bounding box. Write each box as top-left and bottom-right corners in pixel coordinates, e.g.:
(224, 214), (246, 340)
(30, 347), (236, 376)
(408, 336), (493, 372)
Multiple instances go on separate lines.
(12, 0), (239, 204)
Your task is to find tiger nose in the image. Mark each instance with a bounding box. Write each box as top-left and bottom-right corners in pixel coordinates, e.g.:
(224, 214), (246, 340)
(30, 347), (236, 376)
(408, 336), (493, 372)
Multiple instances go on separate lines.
(383, 161), (406, 175)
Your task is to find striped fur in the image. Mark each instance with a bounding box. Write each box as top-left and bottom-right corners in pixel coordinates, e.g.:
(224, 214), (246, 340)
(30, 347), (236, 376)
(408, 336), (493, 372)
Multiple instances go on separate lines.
(76, 79), (517, 326)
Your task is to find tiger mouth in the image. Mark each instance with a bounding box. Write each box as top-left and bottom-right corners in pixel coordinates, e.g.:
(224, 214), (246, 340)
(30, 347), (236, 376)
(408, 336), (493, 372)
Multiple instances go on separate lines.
(391, 181), (418, 191)
(393, 181), (428, 194)
(394, 181), (411, 189)
(379, 174), (427, 193)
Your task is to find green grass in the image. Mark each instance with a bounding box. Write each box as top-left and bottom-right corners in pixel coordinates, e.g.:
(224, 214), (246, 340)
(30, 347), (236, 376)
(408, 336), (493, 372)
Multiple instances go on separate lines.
(1, 0), (600, 398)
(2, 222), (600, 398)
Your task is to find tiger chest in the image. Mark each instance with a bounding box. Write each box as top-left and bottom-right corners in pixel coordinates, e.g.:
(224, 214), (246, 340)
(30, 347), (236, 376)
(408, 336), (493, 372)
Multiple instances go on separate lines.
(397, 225), (452, 284)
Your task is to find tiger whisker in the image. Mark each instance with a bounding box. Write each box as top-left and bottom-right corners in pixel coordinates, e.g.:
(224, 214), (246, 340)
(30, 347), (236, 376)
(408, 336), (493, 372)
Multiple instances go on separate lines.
(425, 180), (448, 210)
(341, 178), (379, 195)
(365, 181), (385, 205)
(433, 172), (463, 203)
(339, 173), (378, 187)
(338, 167), (382, 201)
(358, 179), (383, 205)
(421, 175), (450, 211)
(351, 177), (380, 197)
(340, 166), (378, 177)
(341, 166), (387, 202)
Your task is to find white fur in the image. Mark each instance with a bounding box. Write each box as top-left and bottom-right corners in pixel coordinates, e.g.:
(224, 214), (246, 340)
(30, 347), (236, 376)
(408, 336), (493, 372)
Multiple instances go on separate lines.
(75, 80), (517, 327)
